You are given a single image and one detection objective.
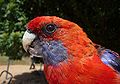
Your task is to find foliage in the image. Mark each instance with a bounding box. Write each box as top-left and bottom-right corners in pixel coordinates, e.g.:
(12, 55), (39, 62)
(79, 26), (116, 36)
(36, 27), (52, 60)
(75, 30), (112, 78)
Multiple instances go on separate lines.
(0, 32), (24, 59)
(0, 0), (27, 59)
(0, 0), (119, 60)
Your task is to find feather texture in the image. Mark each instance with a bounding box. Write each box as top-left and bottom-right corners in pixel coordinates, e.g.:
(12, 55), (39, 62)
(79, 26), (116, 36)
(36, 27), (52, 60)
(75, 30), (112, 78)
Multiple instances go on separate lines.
(25, 16), (120, 84)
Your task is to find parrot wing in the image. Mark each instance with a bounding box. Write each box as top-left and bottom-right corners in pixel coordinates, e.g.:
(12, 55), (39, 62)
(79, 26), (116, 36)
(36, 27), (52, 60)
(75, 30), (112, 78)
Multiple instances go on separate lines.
(95, 44), (120, 73)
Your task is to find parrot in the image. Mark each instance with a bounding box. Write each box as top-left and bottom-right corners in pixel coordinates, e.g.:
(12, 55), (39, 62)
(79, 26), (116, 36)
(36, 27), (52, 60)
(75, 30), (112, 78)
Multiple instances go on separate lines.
(22, 16), (120, 84)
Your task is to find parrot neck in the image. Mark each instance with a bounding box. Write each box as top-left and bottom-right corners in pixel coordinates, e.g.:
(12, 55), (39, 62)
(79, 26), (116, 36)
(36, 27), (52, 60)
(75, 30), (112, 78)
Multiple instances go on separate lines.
(53, 25), (96, 59)
(62, 36), (96, 59)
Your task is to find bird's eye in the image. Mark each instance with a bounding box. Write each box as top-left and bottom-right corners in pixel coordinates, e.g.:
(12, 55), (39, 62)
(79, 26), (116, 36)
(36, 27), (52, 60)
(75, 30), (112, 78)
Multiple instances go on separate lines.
(42, 23), (57, 35)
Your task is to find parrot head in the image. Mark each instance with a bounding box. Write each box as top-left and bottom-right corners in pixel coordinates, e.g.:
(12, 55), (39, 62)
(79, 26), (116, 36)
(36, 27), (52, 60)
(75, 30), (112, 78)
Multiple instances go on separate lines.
(22, 16), (96, 66)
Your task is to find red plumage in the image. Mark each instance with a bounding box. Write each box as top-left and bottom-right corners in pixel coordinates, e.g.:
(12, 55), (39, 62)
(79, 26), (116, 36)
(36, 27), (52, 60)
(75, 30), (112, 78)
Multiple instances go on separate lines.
(25, 16), (120, 84)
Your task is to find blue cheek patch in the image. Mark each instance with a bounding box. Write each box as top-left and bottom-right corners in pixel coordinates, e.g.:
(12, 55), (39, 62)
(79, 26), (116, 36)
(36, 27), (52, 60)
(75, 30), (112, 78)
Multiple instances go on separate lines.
(42, 41), (68, 66)
(100, 49), (120, 73)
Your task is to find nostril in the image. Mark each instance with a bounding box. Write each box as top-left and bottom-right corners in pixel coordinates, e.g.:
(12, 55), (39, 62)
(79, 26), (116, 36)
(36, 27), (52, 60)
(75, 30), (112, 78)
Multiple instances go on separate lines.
(27, 29), (34, 33)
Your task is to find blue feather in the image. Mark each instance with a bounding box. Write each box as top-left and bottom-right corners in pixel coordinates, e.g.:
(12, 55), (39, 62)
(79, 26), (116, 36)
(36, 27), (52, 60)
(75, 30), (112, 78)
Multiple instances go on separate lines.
(42, 40), (68, 66)
(97, 47), (120, 73)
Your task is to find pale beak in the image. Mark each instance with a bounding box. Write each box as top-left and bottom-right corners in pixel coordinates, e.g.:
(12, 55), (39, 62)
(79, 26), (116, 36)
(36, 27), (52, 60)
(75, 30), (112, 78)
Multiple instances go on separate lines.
(22, 30), (36, 52)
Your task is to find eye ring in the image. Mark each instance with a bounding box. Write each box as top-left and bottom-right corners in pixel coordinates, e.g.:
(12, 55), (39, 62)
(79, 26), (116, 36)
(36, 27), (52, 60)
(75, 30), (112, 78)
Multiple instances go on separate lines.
(42, 23), (57, 35)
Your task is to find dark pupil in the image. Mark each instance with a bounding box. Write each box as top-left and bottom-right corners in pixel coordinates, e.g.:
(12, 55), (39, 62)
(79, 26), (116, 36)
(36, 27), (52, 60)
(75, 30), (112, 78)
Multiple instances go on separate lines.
(46, 24), (55, 32)
(42, 24), (57, 35)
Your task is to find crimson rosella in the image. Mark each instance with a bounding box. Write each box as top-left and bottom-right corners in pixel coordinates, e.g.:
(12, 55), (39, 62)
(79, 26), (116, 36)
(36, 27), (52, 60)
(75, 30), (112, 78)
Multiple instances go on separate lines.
(22, 16), (120, 84)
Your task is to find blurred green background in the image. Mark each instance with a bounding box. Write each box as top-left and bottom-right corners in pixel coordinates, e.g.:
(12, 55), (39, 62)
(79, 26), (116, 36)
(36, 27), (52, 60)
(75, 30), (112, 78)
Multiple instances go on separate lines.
(0, 0), (119, 60)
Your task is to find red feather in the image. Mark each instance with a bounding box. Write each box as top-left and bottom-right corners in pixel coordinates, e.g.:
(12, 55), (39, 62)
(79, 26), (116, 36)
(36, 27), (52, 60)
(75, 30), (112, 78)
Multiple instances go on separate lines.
(27, 16), (120, 84)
